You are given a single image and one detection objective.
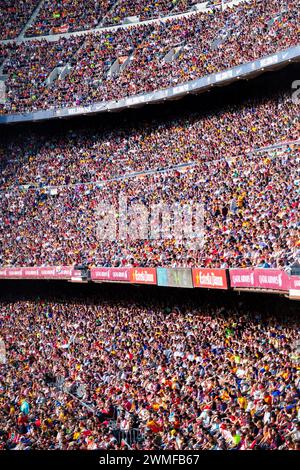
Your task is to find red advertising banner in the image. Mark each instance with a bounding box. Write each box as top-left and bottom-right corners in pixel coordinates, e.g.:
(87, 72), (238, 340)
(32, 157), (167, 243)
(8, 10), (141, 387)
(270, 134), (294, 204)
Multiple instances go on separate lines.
(52, 24), (69, 34)
(254, 269), (289, 291)
(90, 267), (111, 281)
(90, 267), (131, 282)
(289, 275), (300, 299)
(130, 268), (157, 285)
(0, 266), (79, 280)
(0, 266), (297, 295)
(230, 269), (255, 288)
(230, 269), (289, 291)
(0, 267), (24, 279)
(289, 276), (300, 289)
(192, 269), (228, 289)
(109, 268), (131, 282)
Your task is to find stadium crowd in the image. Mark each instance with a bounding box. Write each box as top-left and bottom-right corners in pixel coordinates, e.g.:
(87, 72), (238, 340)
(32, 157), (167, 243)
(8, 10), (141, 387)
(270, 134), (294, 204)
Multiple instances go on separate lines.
(0, 143), (298, 269)
(25, 0), (115, 37)
(96, 0), (300, 104)
(1, 90), (298, 188)
(0, 87), (299, 269)
(0, 295), (299, 450)
(0, 35), (86, 115)
(0, 1), (39, 40)
(25, 0), (197, 36)
(0, 0), (299, 456)
(0, 0), (299, 115)
(0, 0), (228, 39)
(101, 0), (198, 26)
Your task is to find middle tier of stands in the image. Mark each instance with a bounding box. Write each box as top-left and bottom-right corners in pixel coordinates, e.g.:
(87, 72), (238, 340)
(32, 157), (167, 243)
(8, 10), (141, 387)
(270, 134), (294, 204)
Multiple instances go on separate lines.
(0, 85), (299, 270)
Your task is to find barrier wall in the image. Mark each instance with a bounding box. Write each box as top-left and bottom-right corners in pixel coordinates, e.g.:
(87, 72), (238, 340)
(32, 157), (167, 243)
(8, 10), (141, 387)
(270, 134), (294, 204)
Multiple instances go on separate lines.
(229, 268), (290, 291)
(289, 276), (300, 300)
(0, 266), (298, 299)
(0, 266), (82, 281)
(192, 268), (228, 289)
(90, 267), (157, 284)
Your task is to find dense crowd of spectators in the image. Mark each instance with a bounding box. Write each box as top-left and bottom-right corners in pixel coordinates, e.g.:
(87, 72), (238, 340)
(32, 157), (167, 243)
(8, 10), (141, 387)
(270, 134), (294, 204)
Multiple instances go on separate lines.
(0, 0), (299, 115)
(0, 143), (298, 269)
(1, 89), (298, 189)
(0, 1), (39, 40)
(0, 0), (233, 39)
(0, 35), (86, 115)
(25, 0), (115, 37)
(1, 1), (299, 455)
(102, 0), (197, 27)
(0, 25), (149, 115)
(25, 0), (197, 37)
(0, 87), (299, 269)
(0, 293), (299, 450)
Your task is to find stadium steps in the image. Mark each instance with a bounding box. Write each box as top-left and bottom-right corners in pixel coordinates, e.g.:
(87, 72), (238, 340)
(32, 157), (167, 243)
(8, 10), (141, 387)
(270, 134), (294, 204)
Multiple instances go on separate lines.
(0, 60), (7, 75)
(17, 0), (46, 42)
(0, 76), (6, 105)
(46, 65), (72, 86)
(211, 7), (244, 50)
(212, 6), (288, 51)
(0, 56), (8, 98)
(107, 55), (133, 78)
(163, 46), (183, 64)
(98, 0), (123, 28)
